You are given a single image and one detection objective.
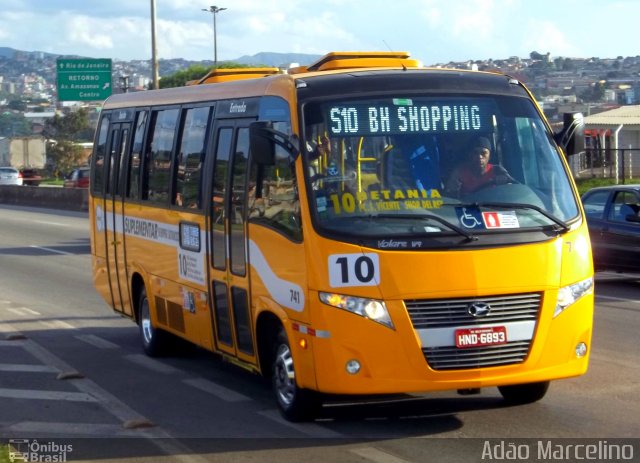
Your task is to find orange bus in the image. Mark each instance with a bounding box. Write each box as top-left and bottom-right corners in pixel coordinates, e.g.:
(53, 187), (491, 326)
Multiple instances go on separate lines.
(89, 52), (593, 421)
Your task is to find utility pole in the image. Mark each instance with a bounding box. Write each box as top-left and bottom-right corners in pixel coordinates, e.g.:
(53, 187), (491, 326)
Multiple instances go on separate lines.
(120, 75), (130, 93)
(150, 0), (160, 89)
(202, 6), (227, 68)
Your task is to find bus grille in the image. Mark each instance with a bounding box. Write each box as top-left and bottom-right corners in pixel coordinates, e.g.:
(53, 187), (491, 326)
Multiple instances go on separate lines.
(423, 341), (531, 370)
(405, 293), (542, 329)
(405, 293), (542, 370)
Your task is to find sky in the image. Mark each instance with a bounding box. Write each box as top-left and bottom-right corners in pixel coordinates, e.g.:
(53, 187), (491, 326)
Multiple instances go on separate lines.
(0, 0), (638, 65)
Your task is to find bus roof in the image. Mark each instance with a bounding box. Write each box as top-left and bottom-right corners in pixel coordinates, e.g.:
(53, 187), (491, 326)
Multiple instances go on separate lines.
(101, 51), (521, 110)
(187, 67), (281, 85)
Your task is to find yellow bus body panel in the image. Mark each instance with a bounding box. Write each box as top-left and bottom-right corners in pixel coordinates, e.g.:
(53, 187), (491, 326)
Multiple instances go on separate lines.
(287, 225), (593, 394)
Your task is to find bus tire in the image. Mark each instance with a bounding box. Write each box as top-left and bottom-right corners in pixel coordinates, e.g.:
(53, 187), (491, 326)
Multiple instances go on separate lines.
(498, 381), (550, 405)
(138, 287), (169, 357)
(272, 328), (322, 422)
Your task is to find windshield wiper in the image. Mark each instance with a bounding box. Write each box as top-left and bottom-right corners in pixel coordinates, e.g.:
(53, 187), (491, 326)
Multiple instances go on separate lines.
(471, 202), (570, 233)
(371, 213), (478, 242)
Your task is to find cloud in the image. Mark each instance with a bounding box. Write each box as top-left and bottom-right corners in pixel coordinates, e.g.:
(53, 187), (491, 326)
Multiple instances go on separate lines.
(522, 19), (577, 56)
(66, 16), (115, 51)
(156, 19), (212, 59)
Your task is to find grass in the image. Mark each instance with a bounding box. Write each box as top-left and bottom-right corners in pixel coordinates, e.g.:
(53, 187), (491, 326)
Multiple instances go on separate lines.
(574, 177), (640, 196)
(0, 445), (11, 463)
(39, 178), (64, 186)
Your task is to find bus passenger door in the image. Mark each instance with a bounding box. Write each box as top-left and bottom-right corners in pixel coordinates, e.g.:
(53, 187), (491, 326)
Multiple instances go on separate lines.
(105, 122), (133, 317)
(208, 122), (256, 363)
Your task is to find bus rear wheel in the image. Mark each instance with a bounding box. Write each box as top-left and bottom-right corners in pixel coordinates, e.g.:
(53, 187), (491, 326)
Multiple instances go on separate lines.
(272, 329), (322, 422)
(498, 381), (550, 405)
(139, 287), (169, 357)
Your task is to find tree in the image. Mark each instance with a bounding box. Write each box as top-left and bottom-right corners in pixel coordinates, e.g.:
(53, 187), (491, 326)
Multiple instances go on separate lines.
(562, 58), (575, 71)
(43, 108), (90, 178)
(579, 81), (605, 103)
(7, 99), (27, 111)
(159, 62), (256, 88)
(0, 112), (31, 137)
(530, 51), (545, 61)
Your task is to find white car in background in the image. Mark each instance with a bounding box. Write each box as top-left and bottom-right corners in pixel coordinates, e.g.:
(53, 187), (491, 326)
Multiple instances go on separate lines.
(0, 167), (23, 186)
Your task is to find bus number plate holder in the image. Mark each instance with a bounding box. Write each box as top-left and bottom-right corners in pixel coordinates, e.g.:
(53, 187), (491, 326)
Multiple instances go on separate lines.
(455, 326), (507, 349)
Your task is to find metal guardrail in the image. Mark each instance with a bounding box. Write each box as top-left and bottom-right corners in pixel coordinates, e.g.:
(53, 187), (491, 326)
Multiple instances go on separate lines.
(569, 148), (640, 182)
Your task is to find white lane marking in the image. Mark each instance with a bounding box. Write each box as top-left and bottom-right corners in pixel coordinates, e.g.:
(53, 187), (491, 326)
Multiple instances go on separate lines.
(257, 409), (344, 438)
(3, 421), (150, 437)
(0, 327), (212, 463)
(17, 339), (154, 425)
(182, 378), (251, 402)
(32, 220), (71, 227)
(0, 363), (58, 373)
(41, 320), (76, 330)
(0, 340), (27, 347)
(0, 323), (17, 334)
(0, 388), (97, 402)
(350, 448), (413, 463)
(29, 245), (73, 256)
(7, 307), (41, 316)
(124, 354), (181, 374)
(75, 334), (119, 349)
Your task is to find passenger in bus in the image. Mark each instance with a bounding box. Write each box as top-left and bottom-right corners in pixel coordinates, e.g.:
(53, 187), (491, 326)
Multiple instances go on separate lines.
(445, 136), (513, 196)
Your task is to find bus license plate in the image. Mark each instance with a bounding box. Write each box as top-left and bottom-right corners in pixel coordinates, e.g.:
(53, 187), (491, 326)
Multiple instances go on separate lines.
(455, 326), (507, 348)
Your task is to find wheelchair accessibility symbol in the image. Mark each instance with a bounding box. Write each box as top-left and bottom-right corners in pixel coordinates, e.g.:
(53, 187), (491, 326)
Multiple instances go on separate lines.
(457, 207), (485, 229)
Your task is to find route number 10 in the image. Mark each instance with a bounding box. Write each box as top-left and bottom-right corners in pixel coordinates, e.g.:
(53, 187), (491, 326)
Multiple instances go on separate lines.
(329, 253), (380, 287)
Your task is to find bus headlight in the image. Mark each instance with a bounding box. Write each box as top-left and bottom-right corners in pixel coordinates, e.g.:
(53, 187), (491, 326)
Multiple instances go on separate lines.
(319, 292), (394, 329)
(554, 277), (593, 318)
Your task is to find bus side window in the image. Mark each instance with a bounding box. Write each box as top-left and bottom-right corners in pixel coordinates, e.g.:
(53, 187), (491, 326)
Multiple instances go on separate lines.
(145, 108), (179, 205)
(248, 151), (301, 241)
(175, 106), (210, 209)
(91, 116), (110, 196)
(127, 110), (147, 200)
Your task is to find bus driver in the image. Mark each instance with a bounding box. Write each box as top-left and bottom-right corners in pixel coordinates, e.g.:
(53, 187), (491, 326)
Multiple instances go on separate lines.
(445, 136), (513, 196)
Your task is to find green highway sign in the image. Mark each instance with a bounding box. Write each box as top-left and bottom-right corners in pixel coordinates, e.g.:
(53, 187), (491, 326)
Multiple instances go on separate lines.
(57, 58), (112, 101)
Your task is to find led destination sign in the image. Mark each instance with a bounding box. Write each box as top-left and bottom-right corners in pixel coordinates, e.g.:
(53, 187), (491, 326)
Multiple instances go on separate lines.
(328, 99), (493, 136)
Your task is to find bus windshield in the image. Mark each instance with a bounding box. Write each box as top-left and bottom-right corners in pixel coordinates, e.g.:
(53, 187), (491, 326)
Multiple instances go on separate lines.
(302, 94), (580, 242)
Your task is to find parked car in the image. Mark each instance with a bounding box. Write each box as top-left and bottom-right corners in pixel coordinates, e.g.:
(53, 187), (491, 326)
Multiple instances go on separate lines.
(63, 167), (90, 188)
(582, 185), (640, 272)
(19, 168), (43, 186)
(0, 167), (23, 186)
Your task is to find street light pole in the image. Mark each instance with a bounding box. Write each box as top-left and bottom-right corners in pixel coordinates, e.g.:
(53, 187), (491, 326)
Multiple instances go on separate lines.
(150, 0), (160, 89)
(202, 6), (227, 68)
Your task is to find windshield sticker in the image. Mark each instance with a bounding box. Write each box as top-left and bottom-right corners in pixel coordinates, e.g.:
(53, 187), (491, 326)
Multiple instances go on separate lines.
(456, 207), (486, 229)
(482, 211), (520, 229)
(316, 195), (327, 212)
(327, 188), (443, 215)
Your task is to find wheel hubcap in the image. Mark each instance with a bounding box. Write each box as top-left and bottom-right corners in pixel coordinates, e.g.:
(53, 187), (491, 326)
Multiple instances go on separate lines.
(274, 344), (296, 406)
(141, 298), (154, 344)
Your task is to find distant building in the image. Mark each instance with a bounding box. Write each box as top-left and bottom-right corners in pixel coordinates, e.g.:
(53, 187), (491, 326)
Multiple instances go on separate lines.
(573, 105), (640, 178)
(585, 105), (640, 150)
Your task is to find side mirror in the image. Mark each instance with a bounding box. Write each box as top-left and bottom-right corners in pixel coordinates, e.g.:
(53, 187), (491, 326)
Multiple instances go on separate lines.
(249, 121), (276, 165)
(249, 121), (300, 165)
(554, 112), (585, 156)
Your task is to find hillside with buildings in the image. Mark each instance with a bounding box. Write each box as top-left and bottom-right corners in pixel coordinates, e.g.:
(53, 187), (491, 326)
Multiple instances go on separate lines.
(1, 47), (639, 171)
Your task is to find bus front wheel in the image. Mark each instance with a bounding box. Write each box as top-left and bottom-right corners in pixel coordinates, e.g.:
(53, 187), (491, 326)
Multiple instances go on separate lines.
(498, 381), (550, 405)
(272, 328), (322, 422)
(139, 287), (169, 357)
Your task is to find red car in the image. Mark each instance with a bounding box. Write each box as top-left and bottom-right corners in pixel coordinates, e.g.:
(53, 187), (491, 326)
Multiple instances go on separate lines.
(63, 167), (90, 188)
